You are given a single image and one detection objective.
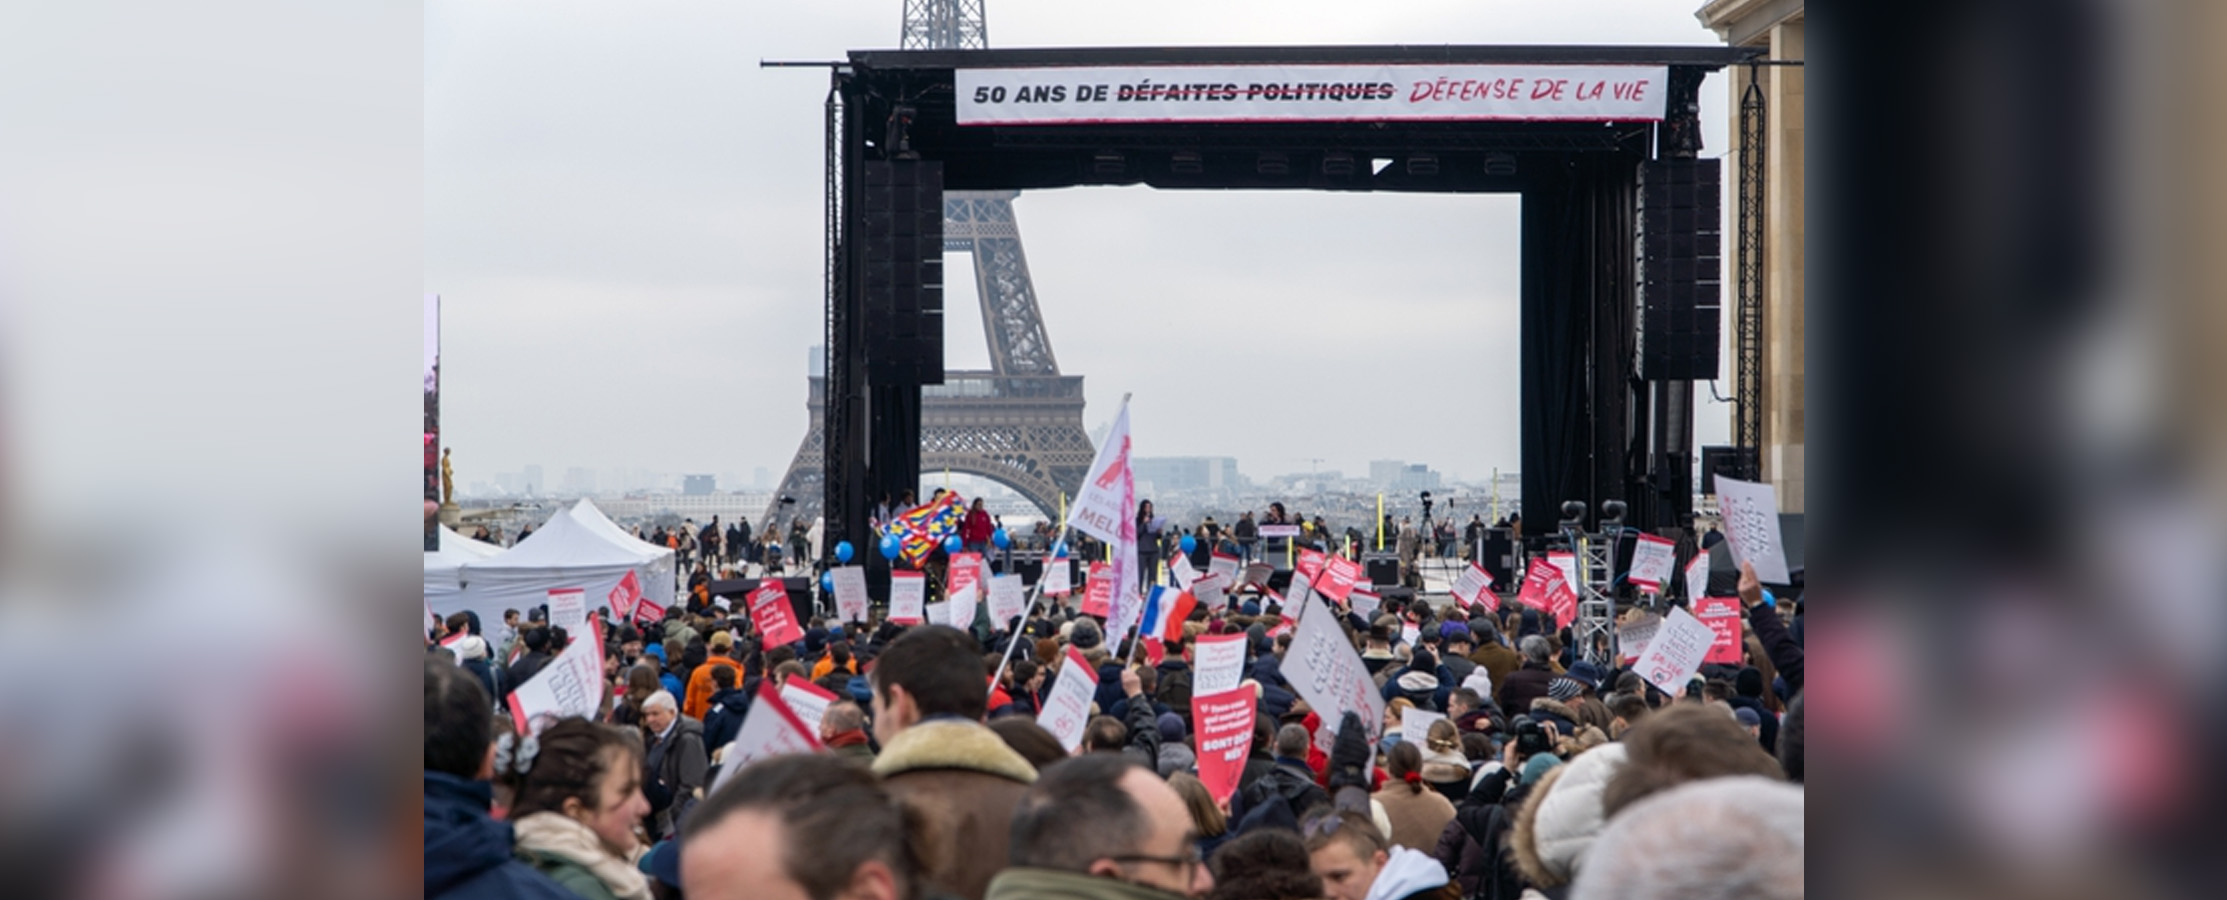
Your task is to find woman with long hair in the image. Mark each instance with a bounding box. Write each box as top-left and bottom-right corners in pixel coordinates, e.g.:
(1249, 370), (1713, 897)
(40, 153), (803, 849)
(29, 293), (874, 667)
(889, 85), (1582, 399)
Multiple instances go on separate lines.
(1167, 772), (1233, 863)
(500, 718), (654, 900)
(1370, 741), (1457, 852)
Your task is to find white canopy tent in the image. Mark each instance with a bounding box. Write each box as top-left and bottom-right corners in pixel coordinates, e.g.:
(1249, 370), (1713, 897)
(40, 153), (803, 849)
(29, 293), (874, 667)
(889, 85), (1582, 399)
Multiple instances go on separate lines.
(424, 524), (505, 604)
(435, 499), (676, 627)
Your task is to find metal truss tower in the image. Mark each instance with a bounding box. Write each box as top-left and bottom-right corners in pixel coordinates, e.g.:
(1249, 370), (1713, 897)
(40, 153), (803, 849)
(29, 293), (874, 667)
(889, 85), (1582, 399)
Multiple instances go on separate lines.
(764, 1), (1095, 533)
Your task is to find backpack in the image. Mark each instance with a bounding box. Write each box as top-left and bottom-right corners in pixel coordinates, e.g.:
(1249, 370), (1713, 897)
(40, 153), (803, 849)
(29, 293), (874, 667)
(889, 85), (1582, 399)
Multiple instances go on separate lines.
(1233, 765), (1327, 836)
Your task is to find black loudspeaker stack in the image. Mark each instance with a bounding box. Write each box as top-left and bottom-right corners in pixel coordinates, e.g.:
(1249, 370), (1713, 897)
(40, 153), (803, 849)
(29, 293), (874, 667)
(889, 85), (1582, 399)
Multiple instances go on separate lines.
(860, 161), (945, 384)
(1636, 158), (1722, 381)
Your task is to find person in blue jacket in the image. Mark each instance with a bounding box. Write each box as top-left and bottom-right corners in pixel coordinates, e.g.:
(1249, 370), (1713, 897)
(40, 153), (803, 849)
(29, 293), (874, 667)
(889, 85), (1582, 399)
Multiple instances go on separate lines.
(423, 658), (575, 900)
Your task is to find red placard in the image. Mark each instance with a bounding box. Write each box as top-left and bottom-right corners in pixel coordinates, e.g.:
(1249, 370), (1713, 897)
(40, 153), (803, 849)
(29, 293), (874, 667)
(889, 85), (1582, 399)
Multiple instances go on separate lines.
(1081, 561), (1114, 617)
(749, 580), (804, 647)
(608, 570), (643, 621)
(1317, 555), (1361, 604)
(1190, 687), (1257, 807)
(1695, 597), (1744, 664)
(1297, 548), (1327, 580)
(1518, 561), (1578, 628)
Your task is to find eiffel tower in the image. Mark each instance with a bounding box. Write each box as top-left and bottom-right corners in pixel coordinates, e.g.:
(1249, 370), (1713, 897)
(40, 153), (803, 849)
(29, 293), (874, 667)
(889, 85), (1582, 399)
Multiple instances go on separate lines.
(762, 0), (1095, 535)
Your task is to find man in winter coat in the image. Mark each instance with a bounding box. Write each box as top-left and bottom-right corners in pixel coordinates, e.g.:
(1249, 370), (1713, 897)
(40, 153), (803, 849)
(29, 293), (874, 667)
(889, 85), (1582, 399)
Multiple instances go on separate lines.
(503, 626), (554, 690)
(819, 701), (875, 761)
(422, 659), (575, 900)
(869, 625), (1039, 900)
(641, 691), (708, 841)
(683, 630), (745, 720)
(1231, 723), (1330, 836)
(1496, 635), (1560, 717)
(984, 753), (1217, 900)
(1380, 647), (1446, 712)
(699, 666), (751, 753)
(1467, 619), (1523, 693)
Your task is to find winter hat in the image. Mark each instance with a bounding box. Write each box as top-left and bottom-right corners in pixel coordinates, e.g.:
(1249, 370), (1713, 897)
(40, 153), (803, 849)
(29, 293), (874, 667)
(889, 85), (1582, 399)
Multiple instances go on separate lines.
(452, 634), (488, 663)
(1409, 648), (1438, 674)
(709, 630), (734, 652)
(1520, 751), (1564, 785)
(1440, 622), (1472, 644)
(1157, 712), (1187, 742)
(1733, 707), (1762, 727)
(1070, 618), (1103, 650)
(1735, 666), (1765, 698)
(1058, 620), (1076, 641)
(1511, 742), (1628, 888)
(637, 839), (682, 889)
(1565, 661), (1604, 691)
(1548, 677), (1583, 702)
(1241, 599), (1263, 617)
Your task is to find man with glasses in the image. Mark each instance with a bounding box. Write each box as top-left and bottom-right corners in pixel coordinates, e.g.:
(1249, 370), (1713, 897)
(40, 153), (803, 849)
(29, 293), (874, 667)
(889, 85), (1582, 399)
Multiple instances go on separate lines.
(986, 753), (1215, 900)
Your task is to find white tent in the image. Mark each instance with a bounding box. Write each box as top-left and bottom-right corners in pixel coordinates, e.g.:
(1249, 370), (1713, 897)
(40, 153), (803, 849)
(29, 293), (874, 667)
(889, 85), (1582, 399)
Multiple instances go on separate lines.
(424, 524), (506, 603)
(438, 499), (676, 627)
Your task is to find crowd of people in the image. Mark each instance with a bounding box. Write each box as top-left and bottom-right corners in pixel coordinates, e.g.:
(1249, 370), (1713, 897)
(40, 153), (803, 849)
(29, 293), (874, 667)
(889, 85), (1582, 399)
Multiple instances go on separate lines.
(427, 550), (1803, 900)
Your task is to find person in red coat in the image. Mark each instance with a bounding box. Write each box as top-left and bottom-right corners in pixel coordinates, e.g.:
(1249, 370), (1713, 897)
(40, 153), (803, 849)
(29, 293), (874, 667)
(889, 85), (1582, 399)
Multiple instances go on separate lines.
(961, 497), (995, 554)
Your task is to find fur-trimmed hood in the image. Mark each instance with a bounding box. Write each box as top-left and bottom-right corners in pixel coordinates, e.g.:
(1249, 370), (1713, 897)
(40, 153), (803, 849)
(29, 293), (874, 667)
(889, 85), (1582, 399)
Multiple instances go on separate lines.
(1529, 696), (1579, 726)
(870, 718), (1038, 784)
(1511, 742), (1627, 888)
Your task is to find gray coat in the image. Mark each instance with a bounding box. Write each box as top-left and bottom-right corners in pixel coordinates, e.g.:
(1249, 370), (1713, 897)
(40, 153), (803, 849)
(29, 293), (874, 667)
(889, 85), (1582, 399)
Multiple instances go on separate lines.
(647, 716), (707, 839)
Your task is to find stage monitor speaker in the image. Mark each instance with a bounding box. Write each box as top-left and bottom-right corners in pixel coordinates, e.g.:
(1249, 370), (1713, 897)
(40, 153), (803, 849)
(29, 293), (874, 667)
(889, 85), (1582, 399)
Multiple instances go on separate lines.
(860, 160), (945, 384)
(1636, 158), (1722, 381)
(1362, 552), (1400, 587)
(1700, 445), (1760, 494)
(1479, 530), (1517, 589)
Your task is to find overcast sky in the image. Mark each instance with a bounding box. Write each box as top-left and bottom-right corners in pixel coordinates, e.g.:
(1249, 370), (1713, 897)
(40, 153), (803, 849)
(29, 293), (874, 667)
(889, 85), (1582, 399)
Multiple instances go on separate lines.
(428, 0), (1733, 489)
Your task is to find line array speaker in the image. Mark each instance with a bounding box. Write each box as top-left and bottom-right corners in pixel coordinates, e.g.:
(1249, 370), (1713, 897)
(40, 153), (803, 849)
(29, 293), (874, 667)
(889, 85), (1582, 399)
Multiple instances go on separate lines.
(1636, 159), (1722, 380)
(861, 160), (945, 383)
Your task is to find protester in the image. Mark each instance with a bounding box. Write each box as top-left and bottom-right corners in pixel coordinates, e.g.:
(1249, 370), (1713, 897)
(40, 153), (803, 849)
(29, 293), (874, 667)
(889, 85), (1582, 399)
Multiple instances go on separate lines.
(681, 752), (930, 900)
(1569, 777), (1803, 900)
(1495, 636), (1557, 716)
(1505, 741), (1628, 894)
(989, 716), (1066, 770)
(1203, 829), (1322, 900)
(508, 626), (556, 687)
(684, 630), (744, 721)
(1300, 808), (1448, 900)
(700, 665), (750, 752)
(1166, 772), (1233, 865)
(986, 754), (1215, 900)
(822, 700), (878, 761)
(639, 691), (706, 842)
(1155, 711), (1196, 777)
(424, 659), (577, 900)
(1370, 743), (1455, 852)
(1467, 618), (1520, 691)
(503, 718), (655, 900)
(870, 625), (1039, 900)
(1231, 723), (1328, 835)
(1416, 719), (1471, 804)
(1600, 704), (1785, 818)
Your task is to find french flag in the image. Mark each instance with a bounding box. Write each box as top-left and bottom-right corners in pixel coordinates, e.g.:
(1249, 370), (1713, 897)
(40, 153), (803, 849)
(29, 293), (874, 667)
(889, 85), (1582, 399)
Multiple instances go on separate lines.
(1138, 585), (1196, 643)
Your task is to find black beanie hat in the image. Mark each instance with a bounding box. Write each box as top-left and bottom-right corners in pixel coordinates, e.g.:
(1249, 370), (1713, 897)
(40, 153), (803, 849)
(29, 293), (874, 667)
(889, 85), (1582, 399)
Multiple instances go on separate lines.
(1735, 666), (1765, 698)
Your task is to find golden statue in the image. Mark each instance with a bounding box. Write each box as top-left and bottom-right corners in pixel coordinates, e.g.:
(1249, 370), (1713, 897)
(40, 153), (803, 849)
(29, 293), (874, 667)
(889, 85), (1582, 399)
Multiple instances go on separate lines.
(440, 447), (456, 506)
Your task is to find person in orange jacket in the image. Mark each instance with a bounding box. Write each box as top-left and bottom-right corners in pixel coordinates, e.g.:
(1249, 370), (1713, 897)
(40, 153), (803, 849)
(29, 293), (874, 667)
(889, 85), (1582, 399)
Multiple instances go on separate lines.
(683, 629), (745, 720)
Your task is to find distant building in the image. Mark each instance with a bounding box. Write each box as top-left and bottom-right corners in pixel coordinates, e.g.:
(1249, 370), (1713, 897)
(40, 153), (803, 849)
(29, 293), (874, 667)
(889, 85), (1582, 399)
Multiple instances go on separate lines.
(1132, 456), (1242, 492)
(522, 465), (543, 496)
(1369, 460), (1441, 493)
(682, 474), (717, 496)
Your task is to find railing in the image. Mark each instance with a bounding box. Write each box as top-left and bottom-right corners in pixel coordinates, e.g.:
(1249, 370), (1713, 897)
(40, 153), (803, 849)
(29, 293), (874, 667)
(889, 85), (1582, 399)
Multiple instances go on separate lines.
(806, 374), (1083, 405)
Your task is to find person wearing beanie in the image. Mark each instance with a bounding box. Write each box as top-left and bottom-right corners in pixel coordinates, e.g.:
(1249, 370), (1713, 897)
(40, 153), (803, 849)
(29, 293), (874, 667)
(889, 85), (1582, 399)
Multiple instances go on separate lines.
(1726, 666), (1780, 754)
(1520, 751), (1563, 786)
(683, 629), (744, 721)
(1154, 711), (1196, 777)
(1241, 598), (1263, 617)
(1437, 623), (1478, 686)
(1382, 646), (1445, 712)
(1528, 678), (1583, 735)
(1068, 617), (1102, 650)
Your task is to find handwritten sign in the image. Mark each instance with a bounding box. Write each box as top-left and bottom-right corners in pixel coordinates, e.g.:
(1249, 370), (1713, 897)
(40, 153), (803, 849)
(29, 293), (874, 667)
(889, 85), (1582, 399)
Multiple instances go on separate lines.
(1451, 562), (1496, 611)
(1192, 632), (1248, 696)
(1400, 708), (1447, 747)
(1036, 647), (1101, 751)
(547, 588), (587, 637)
(1285, 590), (1386, 760)
(831, 565), (869, 623)
(1714, 476), (1790, 584)
(505, 623), (604, 735)
(1041, 556), (1073, 597)
(1617, 613), (1661, 664)
(988, 573), (1028, 630)
(1684, 554), (1710, 604)
(1628, 534), (1676, 592)
(889, 571), (925, 625)
(1633, 606), (1716, 695)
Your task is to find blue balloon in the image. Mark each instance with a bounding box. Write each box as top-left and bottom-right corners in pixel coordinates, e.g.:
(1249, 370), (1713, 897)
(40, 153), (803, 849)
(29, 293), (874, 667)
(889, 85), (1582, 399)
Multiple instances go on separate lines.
(834, 540), (855, 564)
(1180, 534), (1197, 554)
(880, 534), (902, 559)
(1048, 541), (1067, 558)
(943, 535), (963, 554)
(992, 528), (1011, 549)
(821, 572), (836, 592)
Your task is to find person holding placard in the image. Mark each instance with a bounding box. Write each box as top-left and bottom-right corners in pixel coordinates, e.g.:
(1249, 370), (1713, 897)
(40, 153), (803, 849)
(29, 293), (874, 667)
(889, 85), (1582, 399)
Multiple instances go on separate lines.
(869, 625), (1038, 900)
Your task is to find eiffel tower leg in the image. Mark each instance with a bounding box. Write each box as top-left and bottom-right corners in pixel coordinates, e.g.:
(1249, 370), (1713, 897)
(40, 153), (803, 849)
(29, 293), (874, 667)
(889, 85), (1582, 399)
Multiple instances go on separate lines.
(764, 423), (824, 539)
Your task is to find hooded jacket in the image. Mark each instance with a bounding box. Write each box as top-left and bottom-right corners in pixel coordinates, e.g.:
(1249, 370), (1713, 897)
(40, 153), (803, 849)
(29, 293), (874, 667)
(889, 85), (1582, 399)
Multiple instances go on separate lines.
(1382, 666), (1444, 712)
(874, 719), (1039, 900)
(700, 686), (752, 752)
(1527, 697), (1580, 736)
(1365, 845), (1452, 900)
(424, 773), (576, 900)
(1509, 742), (1627, 890)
